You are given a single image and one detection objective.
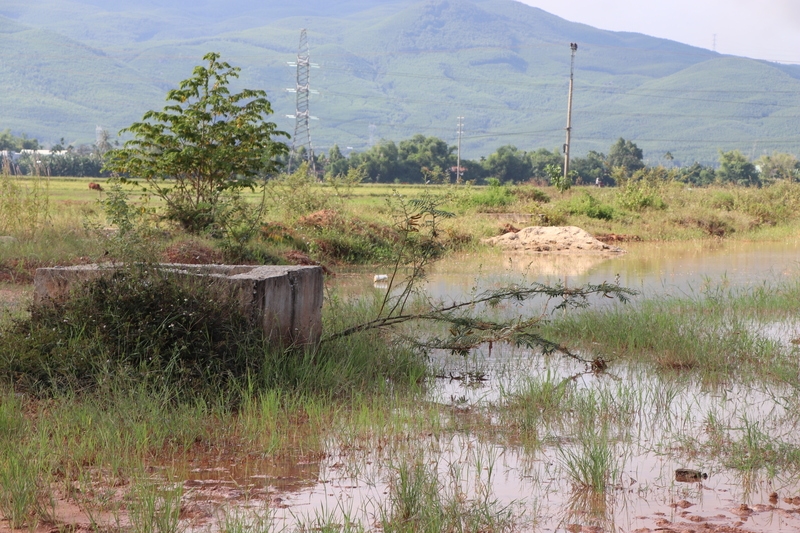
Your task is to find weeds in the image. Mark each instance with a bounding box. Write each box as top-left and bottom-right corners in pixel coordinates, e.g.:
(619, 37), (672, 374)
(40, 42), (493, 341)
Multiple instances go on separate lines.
(129, 477), (184, 533)
(558, 437), (619, 493)
(0, 175), (51, 239)
(380, 458), (514, 533)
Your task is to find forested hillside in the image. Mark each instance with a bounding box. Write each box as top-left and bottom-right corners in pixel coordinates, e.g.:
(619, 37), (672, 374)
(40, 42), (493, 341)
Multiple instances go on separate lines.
(2, 0), (800, 164)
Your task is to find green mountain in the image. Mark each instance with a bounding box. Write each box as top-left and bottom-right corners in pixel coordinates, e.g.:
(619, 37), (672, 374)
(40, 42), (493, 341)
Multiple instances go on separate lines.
(2, 0), (799, 165)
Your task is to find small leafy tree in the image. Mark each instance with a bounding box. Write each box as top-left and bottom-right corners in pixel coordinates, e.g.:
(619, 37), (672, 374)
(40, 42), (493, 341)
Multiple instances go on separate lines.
(105, 52), (289, 232)
(546, 163), (571, 193)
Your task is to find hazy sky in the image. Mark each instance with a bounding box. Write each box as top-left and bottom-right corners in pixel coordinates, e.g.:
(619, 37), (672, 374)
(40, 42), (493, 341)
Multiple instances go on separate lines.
(518, 0), (800, 63)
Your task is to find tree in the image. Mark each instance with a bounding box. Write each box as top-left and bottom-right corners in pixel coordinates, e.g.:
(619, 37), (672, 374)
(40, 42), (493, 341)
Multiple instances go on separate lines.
(482, 145), (531, 183)
(527, 148), (562, 182)
(607, 138), (644, 174)
(324, 144), (350, 178)
(676, 162), (715, 186)
(398, 135), (454, 177)
(717, 150), (760, 187)
(571, 151), (607, 185)
(104, 52), (289, 232)
(756, 152), (799, 183)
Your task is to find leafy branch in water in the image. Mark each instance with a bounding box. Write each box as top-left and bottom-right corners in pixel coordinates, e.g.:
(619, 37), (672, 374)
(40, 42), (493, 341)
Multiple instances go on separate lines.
(322, 184), (636, 368)
(325, 280), (635, 367)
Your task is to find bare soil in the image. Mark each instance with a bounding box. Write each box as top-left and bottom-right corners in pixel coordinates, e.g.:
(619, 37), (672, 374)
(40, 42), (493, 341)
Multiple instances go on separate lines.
(483, 226), (626, 253)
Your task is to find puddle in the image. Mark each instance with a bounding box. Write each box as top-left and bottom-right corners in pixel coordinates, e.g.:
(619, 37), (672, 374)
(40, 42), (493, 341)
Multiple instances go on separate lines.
(168, 240), (800, 532)
(164, 348), (800, 532)
(9, 240), (800, 532)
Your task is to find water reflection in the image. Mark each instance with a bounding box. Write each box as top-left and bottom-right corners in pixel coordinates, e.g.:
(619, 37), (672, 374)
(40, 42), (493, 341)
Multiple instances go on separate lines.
(183, 240), (800, 531)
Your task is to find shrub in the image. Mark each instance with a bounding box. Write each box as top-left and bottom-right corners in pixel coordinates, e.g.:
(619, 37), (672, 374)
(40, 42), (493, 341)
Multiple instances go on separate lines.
(459, 178), (515, 211)
(2, 267), (263, 391)
(563, 192), (614, 220)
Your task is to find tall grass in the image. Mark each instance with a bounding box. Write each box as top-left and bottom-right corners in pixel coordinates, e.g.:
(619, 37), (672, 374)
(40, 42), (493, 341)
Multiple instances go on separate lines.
(380, 457), (515, 533)
(544, 280), (800, 379)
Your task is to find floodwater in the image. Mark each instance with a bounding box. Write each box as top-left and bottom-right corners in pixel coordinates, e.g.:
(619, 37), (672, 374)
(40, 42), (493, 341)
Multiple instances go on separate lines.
(187, 240), (800, 531)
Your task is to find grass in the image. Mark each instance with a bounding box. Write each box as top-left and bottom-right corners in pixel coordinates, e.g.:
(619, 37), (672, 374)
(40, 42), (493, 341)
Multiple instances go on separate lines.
(5, 177), (800, 278)
(4, 176), (800, 530)
(543, 279), (800, 380)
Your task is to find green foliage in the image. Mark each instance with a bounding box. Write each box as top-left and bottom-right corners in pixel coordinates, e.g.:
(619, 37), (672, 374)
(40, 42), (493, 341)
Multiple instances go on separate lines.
(4, 267), (264, 391)
(94, 180), (162, 262)
(607, 138), (644, 175)
(104, 52), (289, 232)
(0, 175), (51, 238)
(298, 210), (400, 263)
(571, 151), (608, 185)
(546, 163), (571, 193)
(563, 192), (614, 220)
(676, 162), (716, 186)
(15, 152), (107, 177)
(717, 150), (760, 187)
(482, 145), (531, 183)
(511, 185), (550, 203)
(0, 130), (39, 151)
(558, 437), (618, 493)
(616, 167), (669, 211)
(458, 178), (515, 210)
(265, 162), (330, 217)
(756, 152), (799, 183)
(380, 458), (513, 533)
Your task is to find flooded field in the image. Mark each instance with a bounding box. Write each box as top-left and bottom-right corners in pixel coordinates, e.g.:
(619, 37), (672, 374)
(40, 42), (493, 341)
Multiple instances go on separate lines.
(4, 240), (800, 532)
(172, 240), (800, 532)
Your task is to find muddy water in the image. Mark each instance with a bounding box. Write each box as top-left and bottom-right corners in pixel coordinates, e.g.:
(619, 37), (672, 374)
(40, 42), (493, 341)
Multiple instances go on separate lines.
(184, 240), (800, 532)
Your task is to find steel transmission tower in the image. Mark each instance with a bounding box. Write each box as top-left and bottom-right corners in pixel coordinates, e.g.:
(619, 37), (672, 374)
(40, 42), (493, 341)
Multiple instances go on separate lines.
(287, 29), (318, 173)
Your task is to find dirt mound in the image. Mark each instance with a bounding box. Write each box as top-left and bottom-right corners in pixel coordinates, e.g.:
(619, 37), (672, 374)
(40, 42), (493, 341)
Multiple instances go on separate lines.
(162, 240), (225, 264)
(483, 226), (625, 253)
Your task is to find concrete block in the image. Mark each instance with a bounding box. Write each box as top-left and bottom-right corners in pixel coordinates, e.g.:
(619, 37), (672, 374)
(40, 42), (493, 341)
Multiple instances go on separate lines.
(33, 264), (324, 347)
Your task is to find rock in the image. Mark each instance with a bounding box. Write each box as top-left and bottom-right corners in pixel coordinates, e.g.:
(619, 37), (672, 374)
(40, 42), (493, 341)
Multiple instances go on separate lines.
(675, 469), (707, 482)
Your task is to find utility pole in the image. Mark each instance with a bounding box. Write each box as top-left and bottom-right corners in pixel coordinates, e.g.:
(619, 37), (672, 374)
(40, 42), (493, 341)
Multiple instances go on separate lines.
(286, 29), (318, 174)
(456, 116), (464, 184)
(564, 42), (578, 182)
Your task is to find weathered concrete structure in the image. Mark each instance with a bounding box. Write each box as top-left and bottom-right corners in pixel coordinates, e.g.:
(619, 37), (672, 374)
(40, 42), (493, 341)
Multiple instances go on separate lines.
(34, 264), (324, 347)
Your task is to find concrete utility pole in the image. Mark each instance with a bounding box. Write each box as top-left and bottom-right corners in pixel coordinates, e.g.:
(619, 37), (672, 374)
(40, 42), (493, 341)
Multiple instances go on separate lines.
(456, 116), (464, 184)
(564, 42), (578, 181)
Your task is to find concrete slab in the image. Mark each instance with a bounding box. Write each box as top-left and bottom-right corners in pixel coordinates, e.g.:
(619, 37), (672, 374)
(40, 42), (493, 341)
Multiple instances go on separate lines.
(34, 264), (324, 347)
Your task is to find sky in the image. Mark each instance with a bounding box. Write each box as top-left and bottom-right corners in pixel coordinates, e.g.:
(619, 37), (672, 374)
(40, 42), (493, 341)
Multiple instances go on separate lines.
(518, 0), (800, 63)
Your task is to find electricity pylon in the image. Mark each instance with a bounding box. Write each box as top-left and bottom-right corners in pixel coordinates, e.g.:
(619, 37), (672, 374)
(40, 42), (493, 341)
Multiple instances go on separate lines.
(287, 29), (318, 173)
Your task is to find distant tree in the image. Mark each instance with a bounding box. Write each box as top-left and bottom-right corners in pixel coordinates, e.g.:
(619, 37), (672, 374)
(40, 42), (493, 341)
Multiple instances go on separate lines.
(717, 150), (760, 187)
(675, 162), (716, 186)
(527, 148), (562, 182)
(104, 52), (289, 232)
(0, 130), (39, 151)
(482, 145), (531, 183)
(398, 135), (454, 177)
(350, 141), (403, 182)
(571, 151), (607, 185)
(95, 127), (112, 155)
(324, 144), (350, 178)
(607, 138), (644, 174)
(756, 152), (799, 182)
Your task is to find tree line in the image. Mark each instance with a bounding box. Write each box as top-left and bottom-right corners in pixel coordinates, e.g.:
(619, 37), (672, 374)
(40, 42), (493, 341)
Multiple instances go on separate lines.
(4, 126), (799, 187)
(301, 136), (799, 188)
(1, 130), (112, 177)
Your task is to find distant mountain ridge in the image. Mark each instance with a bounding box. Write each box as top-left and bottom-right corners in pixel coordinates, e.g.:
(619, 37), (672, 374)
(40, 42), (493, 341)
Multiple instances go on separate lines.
(2, 0), (800, 164)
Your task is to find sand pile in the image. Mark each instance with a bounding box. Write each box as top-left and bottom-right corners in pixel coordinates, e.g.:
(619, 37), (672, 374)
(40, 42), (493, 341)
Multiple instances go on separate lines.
(483, 226), (625, 253)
